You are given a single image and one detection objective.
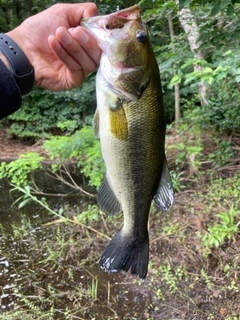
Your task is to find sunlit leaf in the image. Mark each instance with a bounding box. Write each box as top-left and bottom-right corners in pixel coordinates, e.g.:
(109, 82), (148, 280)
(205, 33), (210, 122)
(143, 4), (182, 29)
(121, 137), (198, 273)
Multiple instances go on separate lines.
(18, 198), (32, 209)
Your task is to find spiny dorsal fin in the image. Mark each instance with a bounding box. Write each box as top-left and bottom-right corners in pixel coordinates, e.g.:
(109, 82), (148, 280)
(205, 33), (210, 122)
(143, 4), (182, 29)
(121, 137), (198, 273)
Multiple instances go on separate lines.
(97, 175), (122, 215)
(153, 160), (174, 211)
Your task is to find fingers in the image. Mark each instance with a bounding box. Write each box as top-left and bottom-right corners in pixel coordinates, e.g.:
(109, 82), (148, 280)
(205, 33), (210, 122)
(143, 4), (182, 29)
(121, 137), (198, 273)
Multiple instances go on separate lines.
(48, 32), (80, 72)
(48, 26), (101, 86)
(70, 26), (101, 66)
(64, 3), (98, 27)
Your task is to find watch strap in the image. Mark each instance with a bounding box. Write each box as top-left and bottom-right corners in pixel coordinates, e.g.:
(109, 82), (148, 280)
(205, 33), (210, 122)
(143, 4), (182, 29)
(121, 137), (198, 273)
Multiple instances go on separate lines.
(0, 33), (34, 95)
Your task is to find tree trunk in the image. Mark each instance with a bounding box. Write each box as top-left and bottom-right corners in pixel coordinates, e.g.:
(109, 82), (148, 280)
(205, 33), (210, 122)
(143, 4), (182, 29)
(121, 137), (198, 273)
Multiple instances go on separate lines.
(168, 12), (181, 127)
(176, 2), (208, 105)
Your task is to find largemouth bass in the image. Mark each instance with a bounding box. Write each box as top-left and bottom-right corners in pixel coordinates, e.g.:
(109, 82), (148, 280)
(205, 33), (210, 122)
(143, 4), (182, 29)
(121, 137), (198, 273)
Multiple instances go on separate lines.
(81, 5), (174, 279)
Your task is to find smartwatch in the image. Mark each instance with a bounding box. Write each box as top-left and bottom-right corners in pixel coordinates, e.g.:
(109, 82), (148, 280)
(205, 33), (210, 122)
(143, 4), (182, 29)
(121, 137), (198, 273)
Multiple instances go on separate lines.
(0, 33), (34, 96)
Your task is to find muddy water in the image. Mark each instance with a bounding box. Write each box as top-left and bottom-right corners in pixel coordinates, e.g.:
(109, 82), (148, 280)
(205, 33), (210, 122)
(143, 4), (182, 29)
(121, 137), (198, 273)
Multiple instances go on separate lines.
(0, 171), (150, 319)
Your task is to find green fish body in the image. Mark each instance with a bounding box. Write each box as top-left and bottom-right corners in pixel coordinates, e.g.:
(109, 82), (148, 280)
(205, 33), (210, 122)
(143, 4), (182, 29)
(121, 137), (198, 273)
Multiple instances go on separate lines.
(81, 5), (174, 279)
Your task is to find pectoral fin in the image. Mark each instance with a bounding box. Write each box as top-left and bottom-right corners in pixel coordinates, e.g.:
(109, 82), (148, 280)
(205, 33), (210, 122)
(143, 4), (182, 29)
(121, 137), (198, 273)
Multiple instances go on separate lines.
(109, 98), (128, 141)
(153, 160), (174, 211)
(97, 175), (122, 215)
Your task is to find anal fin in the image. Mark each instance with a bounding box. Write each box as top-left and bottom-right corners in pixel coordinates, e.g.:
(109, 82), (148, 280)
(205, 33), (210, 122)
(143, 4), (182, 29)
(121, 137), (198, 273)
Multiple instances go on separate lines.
(153, 160), (174, 211)
(97, 175), (122, 215)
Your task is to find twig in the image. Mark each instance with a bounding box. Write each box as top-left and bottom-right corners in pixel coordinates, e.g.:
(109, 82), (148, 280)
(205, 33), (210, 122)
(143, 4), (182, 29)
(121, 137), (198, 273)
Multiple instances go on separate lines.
(11, 184), (110, 241)
(100, 210), (110, 233)
(107, 281), (111, 305)
(73, 216), (111, 240)
(46, 165), (95, 198)
(29, 169), (95, 198)
(63, 164), (94, 197)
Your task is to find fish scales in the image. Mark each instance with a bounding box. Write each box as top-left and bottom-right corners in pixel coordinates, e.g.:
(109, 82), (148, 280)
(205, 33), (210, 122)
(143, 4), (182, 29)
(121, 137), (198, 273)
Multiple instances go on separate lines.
(81, 5), (174, 279)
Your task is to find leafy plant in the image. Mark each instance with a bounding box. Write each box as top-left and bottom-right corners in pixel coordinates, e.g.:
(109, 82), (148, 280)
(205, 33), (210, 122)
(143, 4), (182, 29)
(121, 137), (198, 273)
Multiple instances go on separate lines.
(167, 126), (203, 172)
(77, 205), (100, 224)
(170, 170), (184, 193)
(0, 125), (104, 191)
(202, 206), (240, 248)
(0, 152), (45, 186)
(43, 125), (105, 188)
(152, 262), (187, 294)
(205, 173), (240, 208)
(208, 140), (234, 167)
(56, 120), (79, 136)
(3, 76), (96, 139)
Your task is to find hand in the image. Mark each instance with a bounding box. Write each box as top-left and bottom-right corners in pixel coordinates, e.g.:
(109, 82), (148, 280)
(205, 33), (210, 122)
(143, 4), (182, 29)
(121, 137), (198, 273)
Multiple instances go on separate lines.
(7, 3), (101, 91)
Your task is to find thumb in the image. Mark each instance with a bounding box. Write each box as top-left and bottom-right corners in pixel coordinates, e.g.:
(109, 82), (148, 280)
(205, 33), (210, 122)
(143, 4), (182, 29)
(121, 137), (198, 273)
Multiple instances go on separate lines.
(65, 3), (98, 27)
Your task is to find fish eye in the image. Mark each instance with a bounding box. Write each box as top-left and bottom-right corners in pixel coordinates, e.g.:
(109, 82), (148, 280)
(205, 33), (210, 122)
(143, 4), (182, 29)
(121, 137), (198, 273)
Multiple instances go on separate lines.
(136, 30), (147, 43)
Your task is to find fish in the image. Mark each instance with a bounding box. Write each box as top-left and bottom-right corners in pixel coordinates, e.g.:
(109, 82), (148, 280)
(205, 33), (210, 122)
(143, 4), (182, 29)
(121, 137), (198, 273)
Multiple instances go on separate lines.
(81, 5), (174, 279)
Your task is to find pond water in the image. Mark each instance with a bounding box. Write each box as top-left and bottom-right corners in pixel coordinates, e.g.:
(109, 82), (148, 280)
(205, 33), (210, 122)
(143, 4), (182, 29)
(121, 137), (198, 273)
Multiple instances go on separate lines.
(0, 170), (150, 319)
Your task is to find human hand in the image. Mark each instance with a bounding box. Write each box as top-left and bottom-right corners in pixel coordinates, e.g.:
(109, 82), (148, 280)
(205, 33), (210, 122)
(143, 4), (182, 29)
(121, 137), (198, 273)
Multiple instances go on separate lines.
(7, 3), (101, 91)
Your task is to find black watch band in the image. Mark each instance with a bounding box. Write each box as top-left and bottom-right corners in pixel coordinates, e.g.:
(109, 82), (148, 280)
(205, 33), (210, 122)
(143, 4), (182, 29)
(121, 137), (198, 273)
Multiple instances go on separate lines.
(0, 33), (34, 96)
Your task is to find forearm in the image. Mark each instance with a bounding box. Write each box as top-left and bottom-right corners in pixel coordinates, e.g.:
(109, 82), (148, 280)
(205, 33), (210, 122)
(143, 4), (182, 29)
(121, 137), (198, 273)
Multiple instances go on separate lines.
(0, 2), (100, 120)
(0, 51), (10, 70)
(0, 57), (22, 120)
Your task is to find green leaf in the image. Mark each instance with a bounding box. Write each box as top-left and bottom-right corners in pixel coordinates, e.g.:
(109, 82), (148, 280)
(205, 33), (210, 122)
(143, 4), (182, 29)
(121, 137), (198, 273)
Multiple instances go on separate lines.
(58, 208), (64, 215)
(24, 185), (31, 194)
(203, 67), (213, 74)
(179, 0), (189, 10)
(169, 74), (181, 88)
(211, 5), (221, 15)
(18, 198), (32, 208)
(226, 4), (235, 16)
(220, 0), (230, 9)
(232, 32), (240, 40)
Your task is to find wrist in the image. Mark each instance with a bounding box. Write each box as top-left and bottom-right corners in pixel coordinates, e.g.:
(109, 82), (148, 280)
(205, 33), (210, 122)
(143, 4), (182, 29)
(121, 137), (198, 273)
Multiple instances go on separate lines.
(0, 51), (10, 70)
(0, 33), (34, 95)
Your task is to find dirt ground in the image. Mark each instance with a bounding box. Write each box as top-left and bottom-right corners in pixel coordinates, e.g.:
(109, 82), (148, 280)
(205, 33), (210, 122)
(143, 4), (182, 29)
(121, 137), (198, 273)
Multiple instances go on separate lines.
(0, 128), (30, 156)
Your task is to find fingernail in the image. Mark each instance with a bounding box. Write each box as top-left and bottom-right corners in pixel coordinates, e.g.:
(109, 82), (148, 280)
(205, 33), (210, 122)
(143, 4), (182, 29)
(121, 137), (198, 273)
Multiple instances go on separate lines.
(61, 29), (72, 45)
(68, 28), (75, 35)
(79, 30), (89, 45)
(49, 35), (61, 50)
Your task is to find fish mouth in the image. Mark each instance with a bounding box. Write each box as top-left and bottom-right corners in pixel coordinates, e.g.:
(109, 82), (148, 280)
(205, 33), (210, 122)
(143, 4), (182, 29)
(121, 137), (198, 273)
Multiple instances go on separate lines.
(113, 4), (140, 19)
(80, 5), (141, 50)
(81, 4), (140, 26)
(103, 4), (140, 29)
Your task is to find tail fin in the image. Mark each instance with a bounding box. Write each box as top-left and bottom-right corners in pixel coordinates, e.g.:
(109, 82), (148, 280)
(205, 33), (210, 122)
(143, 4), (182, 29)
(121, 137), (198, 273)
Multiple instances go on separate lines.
(99, 231), (149, 279)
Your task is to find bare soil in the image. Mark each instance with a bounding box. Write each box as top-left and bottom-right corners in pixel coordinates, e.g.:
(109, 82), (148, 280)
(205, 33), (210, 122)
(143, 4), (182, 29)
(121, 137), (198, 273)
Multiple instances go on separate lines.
(0, 128), (35, 158)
